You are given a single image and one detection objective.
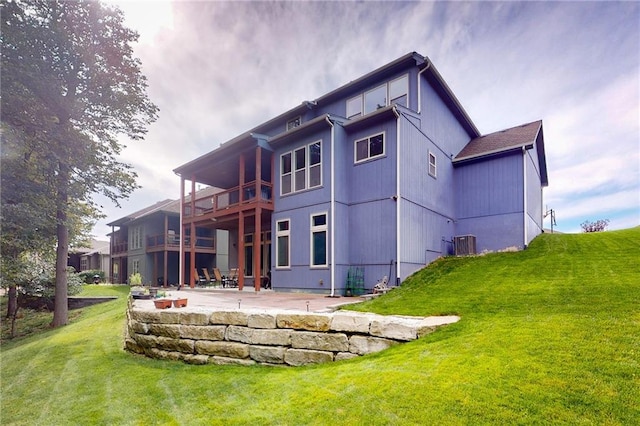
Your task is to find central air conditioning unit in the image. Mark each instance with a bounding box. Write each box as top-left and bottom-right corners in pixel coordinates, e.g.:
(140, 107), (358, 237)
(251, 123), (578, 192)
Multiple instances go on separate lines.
(454, 235), (477, 256)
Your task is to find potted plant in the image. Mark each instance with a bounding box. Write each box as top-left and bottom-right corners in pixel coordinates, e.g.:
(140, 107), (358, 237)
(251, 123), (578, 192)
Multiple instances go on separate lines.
(173, 298), (188, 308)
(153, 299), (172, 309)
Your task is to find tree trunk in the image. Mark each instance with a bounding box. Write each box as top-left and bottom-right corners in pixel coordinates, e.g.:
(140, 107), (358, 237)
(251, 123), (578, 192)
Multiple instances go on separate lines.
(6, 285), (18, 319)
(51, 164), (69, 327)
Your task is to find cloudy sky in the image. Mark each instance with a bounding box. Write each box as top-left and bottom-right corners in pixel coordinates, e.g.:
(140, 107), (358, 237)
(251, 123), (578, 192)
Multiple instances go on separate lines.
(95, 0), (639, 239)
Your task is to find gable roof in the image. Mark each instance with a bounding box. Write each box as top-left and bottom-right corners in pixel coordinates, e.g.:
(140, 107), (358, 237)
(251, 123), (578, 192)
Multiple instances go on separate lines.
(106, 187), (221, 227)
(174, 52), (481, 179)
(454, 120), (548, 186)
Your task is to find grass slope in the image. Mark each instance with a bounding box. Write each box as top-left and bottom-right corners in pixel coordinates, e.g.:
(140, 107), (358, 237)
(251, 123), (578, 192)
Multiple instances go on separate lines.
(1, 229), (639, 425)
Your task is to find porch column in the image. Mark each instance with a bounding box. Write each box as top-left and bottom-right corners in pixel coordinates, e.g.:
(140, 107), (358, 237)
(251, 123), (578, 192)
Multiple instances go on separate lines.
(179, 177), (185, 288)
(238, 210), (245, 291)
(189, 177), (196, 288)
(163, 215), (168, 286)
(254, 207), (262, 292)
(254, 146), (262, 291)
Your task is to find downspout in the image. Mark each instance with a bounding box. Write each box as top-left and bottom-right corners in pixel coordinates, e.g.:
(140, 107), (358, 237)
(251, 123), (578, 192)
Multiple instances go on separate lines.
(393, 106), (401, 285)
(522, 146), (528, 248)
(325, 115), (336, 297)
(417, 60), (432, 114)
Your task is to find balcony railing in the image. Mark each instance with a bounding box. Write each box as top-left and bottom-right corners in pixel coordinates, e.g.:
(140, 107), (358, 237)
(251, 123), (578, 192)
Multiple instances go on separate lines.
(184, 181), (273, 218)
(112, 241), (128, 255)
(146, 233), (216, 251)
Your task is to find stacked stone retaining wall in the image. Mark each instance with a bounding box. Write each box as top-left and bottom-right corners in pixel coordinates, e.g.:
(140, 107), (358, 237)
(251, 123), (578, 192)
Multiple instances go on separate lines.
(125, 300), (459, 366)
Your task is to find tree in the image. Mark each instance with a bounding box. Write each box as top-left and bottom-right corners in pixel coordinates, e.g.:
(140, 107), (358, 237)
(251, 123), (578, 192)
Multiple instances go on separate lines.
(580, 219), (610, 233)
(1, 0), (158, 327)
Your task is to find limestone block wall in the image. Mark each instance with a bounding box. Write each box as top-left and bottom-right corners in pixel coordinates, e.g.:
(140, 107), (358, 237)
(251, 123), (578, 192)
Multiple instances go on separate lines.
(125, 301), (459, 366)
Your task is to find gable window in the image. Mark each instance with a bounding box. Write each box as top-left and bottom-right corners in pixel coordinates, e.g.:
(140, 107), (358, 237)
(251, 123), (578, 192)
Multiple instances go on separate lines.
(428, 151), (437, 178)
(310, 213), (328, 267)
(276, 219), (290, 268)
(355, 132), (385, 163)
(280, 140), (322, 195)
(345, 73), (409, 119)
(287, 116), (301, 131)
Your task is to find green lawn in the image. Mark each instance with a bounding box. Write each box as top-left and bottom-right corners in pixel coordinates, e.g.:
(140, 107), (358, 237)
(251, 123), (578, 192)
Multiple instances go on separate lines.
(1, 228), (639, 425)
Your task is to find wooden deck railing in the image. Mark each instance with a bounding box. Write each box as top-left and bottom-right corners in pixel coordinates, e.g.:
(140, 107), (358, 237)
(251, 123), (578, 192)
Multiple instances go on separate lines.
(183, 181), (273, 218)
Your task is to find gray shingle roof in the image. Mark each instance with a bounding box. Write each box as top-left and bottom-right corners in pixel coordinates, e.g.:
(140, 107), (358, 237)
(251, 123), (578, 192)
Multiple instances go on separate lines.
(454, 120), (542, 162)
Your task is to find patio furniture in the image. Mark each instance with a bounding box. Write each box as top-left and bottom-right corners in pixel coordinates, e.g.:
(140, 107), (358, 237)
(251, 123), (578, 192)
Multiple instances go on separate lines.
(213, 268), (225, 287)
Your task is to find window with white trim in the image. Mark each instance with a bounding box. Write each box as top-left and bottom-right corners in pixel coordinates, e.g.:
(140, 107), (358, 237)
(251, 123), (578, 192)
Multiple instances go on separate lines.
(355, 132), (385, 163)
(389, 74), (408, 107)
(280, 140), (322, 195)
(345, 74), (408, 119)
(346, 95), (362, 119)
(130, 226), (142, 250)
(276, 219), (290, 268)
(428, 151), (437, 178)
(310, 213), (328, 267)
(132, 259), (140, 275)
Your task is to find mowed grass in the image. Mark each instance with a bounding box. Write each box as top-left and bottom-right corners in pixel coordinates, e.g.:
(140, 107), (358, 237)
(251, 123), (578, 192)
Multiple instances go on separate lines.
(1, 228), (639, 425)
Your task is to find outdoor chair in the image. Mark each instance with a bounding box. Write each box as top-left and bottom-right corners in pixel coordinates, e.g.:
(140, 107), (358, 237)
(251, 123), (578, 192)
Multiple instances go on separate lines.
(202, 268), (214, 287)
(213, 268), (225, 287)
(227, 268), (239, 288)
(194, 268), (206, 287)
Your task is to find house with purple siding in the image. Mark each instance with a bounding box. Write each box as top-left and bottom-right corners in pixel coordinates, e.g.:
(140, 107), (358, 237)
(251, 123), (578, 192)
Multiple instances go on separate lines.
(173, 52), (548, 294)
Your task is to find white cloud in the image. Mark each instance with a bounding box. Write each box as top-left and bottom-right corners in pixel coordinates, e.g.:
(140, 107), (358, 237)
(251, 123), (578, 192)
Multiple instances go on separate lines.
(92, 1), (640, 238)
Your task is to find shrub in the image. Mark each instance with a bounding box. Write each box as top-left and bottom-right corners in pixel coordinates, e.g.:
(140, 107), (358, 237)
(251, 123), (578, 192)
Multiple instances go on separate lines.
(129, 273), (143, 286)
(581, 219), (610, 233)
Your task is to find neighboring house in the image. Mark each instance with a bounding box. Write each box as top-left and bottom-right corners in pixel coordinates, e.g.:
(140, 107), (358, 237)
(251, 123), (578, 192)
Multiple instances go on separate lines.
(107, 187), (229, 286)
(68, 239), (110, 279)
(173, 52), (548, 294)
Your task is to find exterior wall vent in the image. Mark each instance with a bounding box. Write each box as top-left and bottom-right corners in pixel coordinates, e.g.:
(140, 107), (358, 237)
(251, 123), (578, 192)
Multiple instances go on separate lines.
(454, 235), (477, 256)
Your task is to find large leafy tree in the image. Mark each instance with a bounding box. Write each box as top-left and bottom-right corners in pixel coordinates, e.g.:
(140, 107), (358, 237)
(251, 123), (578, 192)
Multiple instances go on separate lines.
(1, 0), (158, 326)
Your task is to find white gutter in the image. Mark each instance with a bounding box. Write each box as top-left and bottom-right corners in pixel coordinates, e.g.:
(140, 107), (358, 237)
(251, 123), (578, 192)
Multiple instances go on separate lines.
(417, 61), (432, 114)
(325, 116), (336, 297)
(393, 106), (401, 285)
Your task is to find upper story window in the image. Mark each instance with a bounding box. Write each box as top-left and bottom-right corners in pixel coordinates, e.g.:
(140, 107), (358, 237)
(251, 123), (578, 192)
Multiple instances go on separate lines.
(428, 151), (437, 178)
(287, 116), (301, 130)
(280, 140), (322, 195)
(346, 74), (408, 119)
(130, 226), (142, 250)
(355, 132), (385, 163)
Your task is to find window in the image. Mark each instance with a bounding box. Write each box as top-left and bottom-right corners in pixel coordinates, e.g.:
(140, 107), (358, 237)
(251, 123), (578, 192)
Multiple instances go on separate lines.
(294, 147), (306, 192)
(132, 259), (140, 275)
(428, 151), (437, 177)
(364, 84), (386, 115)
(346, 95), (362, 119)
(80, 257), (88, 271)
(309, 141), (321, 187)
(355, 132), (385, 163)
(389, 74), (408, 107)
(287, 116), (301, 130)
(281, 153), (292, 194)
(276, 219), (290, 268)
(244, 234), (254, 277)
(310, 213), (328, 267)
(280, 141), (322, 195)
(345, 73), (409, 118)
(130, 226), (142, 250)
